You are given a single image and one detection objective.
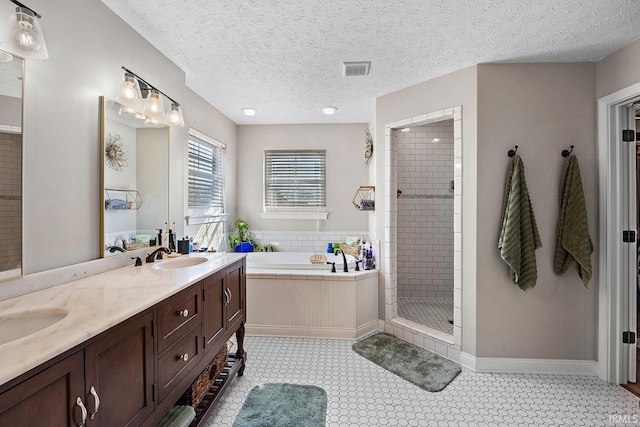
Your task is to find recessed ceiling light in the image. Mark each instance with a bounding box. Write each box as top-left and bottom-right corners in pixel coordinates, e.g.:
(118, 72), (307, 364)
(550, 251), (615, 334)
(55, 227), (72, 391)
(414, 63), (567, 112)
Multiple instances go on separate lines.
(241, 107), (257, 116)
(321, 106), (338, 115)
(400, 128), (410, 132)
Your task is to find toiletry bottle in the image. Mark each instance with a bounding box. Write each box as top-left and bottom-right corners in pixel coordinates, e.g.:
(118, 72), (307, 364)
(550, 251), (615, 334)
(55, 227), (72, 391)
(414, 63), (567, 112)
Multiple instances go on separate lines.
(188, 237), (193, 253)
(157, 228), (163, 247)
(327, 243), (333, 253)
(168, 229), (175, 252)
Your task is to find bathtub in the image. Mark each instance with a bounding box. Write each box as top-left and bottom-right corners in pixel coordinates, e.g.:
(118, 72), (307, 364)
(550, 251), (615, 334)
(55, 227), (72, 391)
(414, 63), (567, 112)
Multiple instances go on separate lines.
(244, 252), (379, 339)
(246, 251), (357, 271)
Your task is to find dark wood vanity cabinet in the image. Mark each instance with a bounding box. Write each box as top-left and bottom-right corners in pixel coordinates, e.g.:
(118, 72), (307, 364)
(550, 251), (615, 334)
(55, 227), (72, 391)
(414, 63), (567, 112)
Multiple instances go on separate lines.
(0, 311), (154, 427)
(0, 258), (246, 427)
(84, 310), (155, 427)
(0, 351), (85, 426)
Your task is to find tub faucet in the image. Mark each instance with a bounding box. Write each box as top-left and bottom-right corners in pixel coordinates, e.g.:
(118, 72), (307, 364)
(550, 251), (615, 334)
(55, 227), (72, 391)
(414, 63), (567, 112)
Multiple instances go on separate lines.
(146, 247), (170, 263)
(334, 249), (348, 272)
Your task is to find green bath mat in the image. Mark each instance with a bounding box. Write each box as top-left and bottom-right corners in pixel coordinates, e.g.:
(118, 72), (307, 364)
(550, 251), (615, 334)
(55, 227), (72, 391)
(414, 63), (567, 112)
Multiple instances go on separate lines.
(232, 383), (327, 427)
(352, 333), (461, 392)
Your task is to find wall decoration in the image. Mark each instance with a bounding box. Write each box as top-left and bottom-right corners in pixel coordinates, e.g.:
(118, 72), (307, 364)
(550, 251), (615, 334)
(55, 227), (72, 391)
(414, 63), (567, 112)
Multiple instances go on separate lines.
(364, 128), (373, 167)
(105, 133), (129, 171)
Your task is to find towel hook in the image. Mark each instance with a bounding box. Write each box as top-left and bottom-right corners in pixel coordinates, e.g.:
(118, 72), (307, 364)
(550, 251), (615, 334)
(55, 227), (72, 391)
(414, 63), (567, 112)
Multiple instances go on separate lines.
(507, 145), (518, 158)
(561, 145), (574, 158)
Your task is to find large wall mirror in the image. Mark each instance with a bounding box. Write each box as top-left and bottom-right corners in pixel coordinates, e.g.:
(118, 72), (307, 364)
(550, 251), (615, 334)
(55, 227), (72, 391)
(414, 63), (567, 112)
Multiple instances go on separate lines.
(0, 50), (23, 280)
(100, 96), (169, 258)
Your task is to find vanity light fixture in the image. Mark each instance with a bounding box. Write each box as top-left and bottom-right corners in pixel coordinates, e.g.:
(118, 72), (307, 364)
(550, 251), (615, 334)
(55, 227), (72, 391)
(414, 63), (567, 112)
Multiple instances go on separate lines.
(166, 102), (185, 127)
(117, 66), (185, 127)
(241, 107), (257, 116)
(116, 71), (142, 106)
(321, 106), (338, 115)
(0, 1), (48, 59)
(143, 89), (165, 120)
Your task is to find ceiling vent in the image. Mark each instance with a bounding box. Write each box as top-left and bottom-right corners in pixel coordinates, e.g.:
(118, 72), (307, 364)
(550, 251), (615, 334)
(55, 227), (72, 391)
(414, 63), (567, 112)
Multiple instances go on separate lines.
(343, 61), (371, 77)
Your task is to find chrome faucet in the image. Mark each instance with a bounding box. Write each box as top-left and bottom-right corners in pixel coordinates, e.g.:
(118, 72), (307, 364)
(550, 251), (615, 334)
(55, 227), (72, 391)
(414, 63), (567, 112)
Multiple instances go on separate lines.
(334, 249), (348, 272)
(145, 247), (170, 263)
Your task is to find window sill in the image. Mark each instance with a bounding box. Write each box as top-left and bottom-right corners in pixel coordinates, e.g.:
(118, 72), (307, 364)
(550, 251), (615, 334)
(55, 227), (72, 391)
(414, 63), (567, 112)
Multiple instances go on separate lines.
(260, 211), (329, 220)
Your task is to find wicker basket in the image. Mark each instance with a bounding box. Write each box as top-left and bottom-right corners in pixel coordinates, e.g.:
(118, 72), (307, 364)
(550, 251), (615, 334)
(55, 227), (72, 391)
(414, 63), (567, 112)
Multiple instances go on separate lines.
(177, 344), (228, 408)
(124, 241), (150, 251)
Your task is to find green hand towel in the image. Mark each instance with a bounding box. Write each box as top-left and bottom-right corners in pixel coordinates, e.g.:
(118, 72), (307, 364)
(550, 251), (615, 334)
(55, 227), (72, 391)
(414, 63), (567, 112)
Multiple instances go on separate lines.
(498, 155), (542, 292)
(554, 155), (593, 287)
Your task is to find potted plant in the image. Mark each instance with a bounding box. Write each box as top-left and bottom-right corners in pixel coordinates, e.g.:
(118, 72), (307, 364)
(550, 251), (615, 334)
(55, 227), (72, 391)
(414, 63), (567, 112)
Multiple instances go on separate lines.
(228, 218), (256, 252)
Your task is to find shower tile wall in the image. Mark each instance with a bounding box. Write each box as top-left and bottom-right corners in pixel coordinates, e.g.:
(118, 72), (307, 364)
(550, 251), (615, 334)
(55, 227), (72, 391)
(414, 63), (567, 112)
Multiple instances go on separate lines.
(397, 121), (453, 299)
(0, 132), (21, 272)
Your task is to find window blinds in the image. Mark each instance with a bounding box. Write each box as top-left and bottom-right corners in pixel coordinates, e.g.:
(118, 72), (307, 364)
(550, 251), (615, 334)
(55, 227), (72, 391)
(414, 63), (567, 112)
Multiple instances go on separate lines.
(188, 132), (224, 210)
(264, 150), (326, 207)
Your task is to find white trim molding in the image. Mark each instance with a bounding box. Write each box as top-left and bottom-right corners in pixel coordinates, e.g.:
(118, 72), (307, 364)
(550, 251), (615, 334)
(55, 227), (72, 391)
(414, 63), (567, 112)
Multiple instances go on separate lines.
(260, 211), (329, 220)
(597, 81), (640, 384)
(460, 353), (597, 376)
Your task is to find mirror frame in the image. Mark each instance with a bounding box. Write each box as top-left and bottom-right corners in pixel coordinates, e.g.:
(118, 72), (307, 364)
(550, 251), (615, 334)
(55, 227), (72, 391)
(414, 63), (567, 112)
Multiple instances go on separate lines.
(99, 96), (171, 258)
(0, 49), (24, 281)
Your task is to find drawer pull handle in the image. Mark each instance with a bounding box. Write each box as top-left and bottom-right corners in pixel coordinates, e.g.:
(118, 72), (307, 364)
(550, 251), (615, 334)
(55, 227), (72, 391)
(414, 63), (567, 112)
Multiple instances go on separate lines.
(227, 289), (232, 303)
(179, 309), (189, 317)
(223, 289), (229, 305)
(89, 386), (100, 420)
(180, 353), (189, 362)
(76, 396), (88, 427)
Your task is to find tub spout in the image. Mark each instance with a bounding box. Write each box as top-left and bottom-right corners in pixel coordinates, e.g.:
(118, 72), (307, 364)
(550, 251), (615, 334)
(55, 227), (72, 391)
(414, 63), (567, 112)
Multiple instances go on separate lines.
(334, 249), (348, 272)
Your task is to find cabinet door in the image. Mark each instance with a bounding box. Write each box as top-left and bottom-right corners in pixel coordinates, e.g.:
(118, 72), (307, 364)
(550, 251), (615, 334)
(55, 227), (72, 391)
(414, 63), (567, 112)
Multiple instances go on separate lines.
(84, 311), (154, 427)
(225, 260), (244, 331)
(0, 351), (85, 427)
(202, 269), (226, 353)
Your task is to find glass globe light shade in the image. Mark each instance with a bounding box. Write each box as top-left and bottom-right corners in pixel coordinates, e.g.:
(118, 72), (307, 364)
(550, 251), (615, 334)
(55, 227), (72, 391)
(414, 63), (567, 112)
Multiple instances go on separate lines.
(0, 8), (49, 59)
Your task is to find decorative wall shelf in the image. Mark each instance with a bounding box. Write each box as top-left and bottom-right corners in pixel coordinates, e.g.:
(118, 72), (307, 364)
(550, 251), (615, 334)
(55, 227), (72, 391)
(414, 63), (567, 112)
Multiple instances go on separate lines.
(104, 188), (143, 210)
(352, 186), (375, 211)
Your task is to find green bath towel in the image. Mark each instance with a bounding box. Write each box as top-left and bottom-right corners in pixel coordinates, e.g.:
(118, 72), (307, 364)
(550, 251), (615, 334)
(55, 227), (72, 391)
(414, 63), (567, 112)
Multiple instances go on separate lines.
(499, 155), (542, 292)
(554, 155), (593, 287)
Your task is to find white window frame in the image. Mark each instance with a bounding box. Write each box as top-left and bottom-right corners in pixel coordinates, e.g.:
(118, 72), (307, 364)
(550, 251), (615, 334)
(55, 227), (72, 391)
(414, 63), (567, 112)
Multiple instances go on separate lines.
(261, 149), (328, 220)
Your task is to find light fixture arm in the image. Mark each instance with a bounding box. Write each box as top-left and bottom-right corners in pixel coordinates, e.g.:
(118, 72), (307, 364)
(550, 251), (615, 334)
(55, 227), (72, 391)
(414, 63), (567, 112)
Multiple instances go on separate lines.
(8, 0), (41, 18)
(121, 66), (180, 106)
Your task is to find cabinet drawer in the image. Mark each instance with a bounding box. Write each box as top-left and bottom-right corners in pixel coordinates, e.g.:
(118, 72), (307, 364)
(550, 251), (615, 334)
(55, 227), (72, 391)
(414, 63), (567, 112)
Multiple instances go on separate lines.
(157, 325), (202, 403)
(157, 285), (201, 353)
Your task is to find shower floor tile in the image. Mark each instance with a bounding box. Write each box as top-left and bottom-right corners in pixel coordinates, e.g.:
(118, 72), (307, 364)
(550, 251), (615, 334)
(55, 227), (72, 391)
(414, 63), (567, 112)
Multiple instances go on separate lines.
(205, 336), (637, 426)
(398, 297), (454, 335)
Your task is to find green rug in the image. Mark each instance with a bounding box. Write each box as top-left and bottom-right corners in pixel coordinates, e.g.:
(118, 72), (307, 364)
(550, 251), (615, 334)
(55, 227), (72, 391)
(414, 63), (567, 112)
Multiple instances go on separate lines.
(352, 333), (461, 392)
(232, 383), (327, 427)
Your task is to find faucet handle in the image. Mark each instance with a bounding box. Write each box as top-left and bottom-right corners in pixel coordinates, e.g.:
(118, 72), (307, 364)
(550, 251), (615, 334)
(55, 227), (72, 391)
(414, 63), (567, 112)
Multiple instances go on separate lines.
(355, 260), (362, 271)
(326, 262), (336, 273)
(131, 257), (142, 267)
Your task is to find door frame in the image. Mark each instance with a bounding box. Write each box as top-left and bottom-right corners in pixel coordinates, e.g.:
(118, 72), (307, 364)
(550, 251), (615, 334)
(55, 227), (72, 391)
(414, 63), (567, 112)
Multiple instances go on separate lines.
(597, 81), (640, 384)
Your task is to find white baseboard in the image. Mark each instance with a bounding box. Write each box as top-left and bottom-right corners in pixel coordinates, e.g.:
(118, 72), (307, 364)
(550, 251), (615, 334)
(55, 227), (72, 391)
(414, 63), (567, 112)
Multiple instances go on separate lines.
(460, 352), (597, 376)
(246, 321), (380, 340)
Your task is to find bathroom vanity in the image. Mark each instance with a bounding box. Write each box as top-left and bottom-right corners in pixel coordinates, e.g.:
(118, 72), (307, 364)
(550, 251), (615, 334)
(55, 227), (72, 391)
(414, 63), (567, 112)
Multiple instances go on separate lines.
(0, 253), (246, 427)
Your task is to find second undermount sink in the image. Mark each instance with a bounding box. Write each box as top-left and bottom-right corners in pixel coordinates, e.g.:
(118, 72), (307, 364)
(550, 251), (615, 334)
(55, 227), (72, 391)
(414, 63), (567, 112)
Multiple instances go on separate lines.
(0, 310), (68, 346)
(152, 256), (209, 270)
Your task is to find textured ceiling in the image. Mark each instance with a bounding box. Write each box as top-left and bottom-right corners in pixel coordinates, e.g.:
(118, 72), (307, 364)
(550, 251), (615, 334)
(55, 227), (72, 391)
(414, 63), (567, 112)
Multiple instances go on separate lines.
(101, 0), (640, 125)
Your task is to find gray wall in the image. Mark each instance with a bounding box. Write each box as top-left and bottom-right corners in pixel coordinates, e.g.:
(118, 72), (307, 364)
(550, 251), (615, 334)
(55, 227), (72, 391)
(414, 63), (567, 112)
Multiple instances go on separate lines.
(236, 123), (369, 232)
(11, 0), (237, 274)
(476, 63), (598, 360)
(0, 95), (21, 126)
(596, 38), (640, 99)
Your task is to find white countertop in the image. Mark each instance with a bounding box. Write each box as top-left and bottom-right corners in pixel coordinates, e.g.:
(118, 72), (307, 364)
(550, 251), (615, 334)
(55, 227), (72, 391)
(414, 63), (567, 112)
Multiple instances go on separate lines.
(0, 252), (246, 388)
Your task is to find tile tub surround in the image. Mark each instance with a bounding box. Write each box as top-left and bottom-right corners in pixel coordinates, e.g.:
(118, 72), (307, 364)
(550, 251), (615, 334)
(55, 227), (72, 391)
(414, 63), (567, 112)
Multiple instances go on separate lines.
(0, 252), (246, 387)
(245, 269), (378, 339)
(250, 230), (370, 254)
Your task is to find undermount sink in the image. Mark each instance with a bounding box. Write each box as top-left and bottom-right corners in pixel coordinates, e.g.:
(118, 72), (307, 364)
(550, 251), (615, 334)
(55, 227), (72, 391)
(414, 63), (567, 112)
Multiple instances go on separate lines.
(0, 310), (68, 346)
(152, 256), (208, 270)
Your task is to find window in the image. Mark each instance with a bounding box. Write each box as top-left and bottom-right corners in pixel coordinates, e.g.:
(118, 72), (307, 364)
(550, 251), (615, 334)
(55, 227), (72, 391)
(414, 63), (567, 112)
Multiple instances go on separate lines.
(264, 150), (326, 209)
(187, 128), (226, 250)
